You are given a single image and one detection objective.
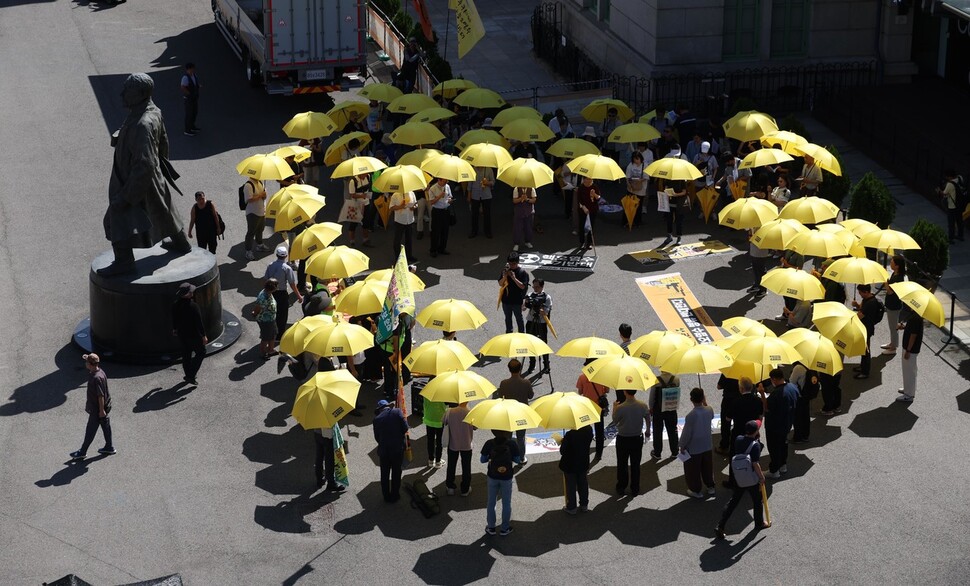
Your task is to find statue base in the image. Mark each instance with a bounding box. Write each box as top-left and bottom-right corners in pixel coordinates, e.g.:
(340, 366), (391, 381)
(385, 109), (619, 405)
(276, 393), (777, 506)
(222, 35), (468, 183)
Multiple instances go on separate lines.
(73, 244), (241, 364)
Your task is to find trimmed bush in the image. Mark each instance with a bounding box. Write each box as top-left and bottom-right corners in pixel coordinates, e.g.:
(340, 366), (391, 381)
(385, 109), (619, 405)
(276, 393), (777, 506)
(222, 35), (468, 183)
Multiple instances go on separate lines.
(847, 172), (896, 228)
(816, 145), (851, 207)
(907, 219), (950, 280)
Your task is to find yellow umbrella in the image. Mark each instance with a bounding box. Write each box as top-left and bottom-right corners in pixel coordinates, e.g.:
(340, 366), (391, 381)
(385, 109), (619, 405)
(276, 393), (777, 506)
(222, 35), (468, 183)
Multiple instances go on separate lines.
(452, 87), (507, 109)
(331, 155), (387, 180)
(696, 186), (720, 223)
(645, 158), (703, 181)
(305, 245), (370, 280)
(760, 268), (826, 301)
(408, 107), (457, 124)
(889, 282), (945, 327)
(497, 157), (554, 189)
(721, 317), (776, 338)
(480, 332), (553, 358)
(816, 223), (865, 257)
(323, 132), (372, 166)
(581, 98), (634, 122)
(546, 138), (601, 159)
(432, 78), (478, 99)
(272, 145), (312, 163)
(389, 121), (446, 146)
(303, 320), (375, 356)
(274, 196), (326, 232)
(530, 392), (601, 430)
(621, 195), (640, 231)
(420, 370), (495, 404)
(334, 280), (389, 316)
(607, 122), (661, 144)
(739, 148), (793, 170)
(628, 331), (696, 367)
(795, 143), (842, 176)
(282, 111), (338, 140)
(840, 218), (881, 238)
(499, 118), (556, 143)
(236, 153), (295, 181)
(723, 111), (778, 142)
(556, 336), (625, 359)
(280, 315), (336, 356)
(404, 340), (478, 375)
(387, 93), (438, 115)
(397, 148), (444, 167)
(780, 329), (844, 375)
(491, 106), (542, 128)
(366, 268), (426, 291)
(292, 370), (361, 429)
(638, 110), (658, 124)
(584, 355), (658, 390)
(566, 154), (625, 181)
(727, 336), (802, 366)
(421, 154), (477, 183)
(416, 298), (488, 331)
(327, 101), (371, 128)
(661, 344), (735, 375)
(812, 302), (868, 357)
(752, 218), (810, 250)
(373, 194), (390, 229)
(719, 360), (774, 383)
(358, 82), (403, 103)
(822, 257), (888, 285)
(456, 129), (509, 150)
(760, 130), (808, 155)
(718, 197), (779, 229)
(266, 185), (322, 219)
(459, 143), (513, 168)
(290, 222), (343, 260)
(859, 228), (921, 252)
(463, 398), (541, 432)
(778, 196), (840, 224)
(373, 164), (432, 193)
(787, 229), (851, 258)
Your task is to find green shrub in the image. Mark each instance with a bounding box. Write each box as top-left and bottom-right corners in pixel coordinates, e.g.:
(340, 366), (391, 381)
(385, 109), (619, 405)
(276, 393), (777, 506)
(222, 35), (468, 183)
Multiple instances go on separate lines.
(777, 114), (811, 143)
(907, 219), (950, 279)
(727, 97), (759, 117)
(817, 145), (851, 207)
(847, 172), (896, 228)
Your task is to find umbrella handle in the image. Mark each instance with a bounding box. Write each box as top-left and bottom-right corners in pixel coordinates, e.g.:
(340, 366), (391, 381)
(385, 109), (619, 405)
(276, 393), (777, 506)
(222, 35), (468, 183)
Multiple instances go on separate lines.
(760, 483), (772, 527)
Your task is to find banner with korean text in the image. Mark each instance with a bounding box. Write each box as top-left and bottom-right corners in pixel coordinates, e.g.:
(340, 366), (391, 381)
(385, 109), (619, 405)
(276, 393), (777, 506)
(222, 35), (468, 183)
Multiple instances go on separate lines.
(635, 272), (723, 344)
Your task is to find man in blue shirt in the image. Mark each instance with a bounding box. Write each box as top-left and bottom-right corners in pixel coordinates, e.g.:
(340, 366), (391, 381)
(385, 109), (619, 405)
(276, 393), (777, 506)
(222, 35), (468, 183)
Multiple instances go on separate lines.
(373, 400), (409, 502)
(763, 368), (799, 479)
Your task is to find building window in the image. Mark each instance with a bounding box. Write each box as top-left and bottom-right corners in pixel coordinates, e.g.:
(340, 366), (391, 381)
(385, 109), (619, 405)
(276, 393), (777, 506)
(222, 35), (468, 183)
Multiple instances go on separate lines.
(723, 0), (761, 59)
(601, 0), (610, 23)
(584, 0), (608, 22)
(771, 0), (809, 57)
(584, 0), (598, 13)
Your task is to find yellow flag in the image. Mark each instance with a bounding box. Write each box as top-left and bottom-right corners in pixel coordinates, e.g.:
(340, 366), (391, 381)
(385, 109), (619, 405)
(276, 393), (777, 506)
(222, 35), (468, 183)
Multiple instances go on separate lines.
(454, 0), (485, 58)
(448, 0), (457, 8)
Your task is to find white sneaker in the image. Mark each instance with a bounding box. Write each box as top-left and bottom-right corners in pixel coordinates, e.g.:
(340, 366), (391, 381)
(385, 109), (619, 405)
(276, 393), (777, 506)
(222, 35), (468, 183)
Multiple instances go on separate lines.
(880, 343), (893, 349)
(460, 488), (472, 497)
(428, 459), (435, 468)
(881, 348), (896, 355)
(525, 242), (533, 249)
(435, 460), (444, 468)
(687, 490), (705, 499)
(255, 243), (270, 252)
(512, 244), (519, 251)
(245, 251), (255, 261)
(765, 471), (781, 479)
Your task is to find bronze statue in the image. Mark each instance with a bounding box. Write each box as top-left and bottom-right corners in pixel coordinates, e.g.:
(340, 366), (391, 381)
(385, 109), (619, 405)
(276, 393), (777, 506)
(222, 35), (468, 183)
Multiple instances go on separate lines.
(99, 73), (192, 277)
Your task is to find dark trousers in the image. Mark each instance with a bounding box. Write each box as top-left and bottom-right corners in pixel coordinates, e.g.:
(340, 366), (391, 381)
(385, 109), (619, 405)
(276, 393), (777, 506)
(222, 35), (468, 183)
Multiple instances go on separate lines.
(393, 222), (414, 262)
(615, 434), (644, 494)
(820, 372), (842, 411)
(244, 213), (265, 251)
(79, 412), (113, 454)
(719, 484), (764, 531)
(184, 97), (198, 132)
(363, 201), (378, 231)
(860, 333), (872, 375)
(430, 207), (450, 254)
(314, 433), (335, 487)
(446, 449), (472, 492)
(196, 231), (217, 253)
(379, 450), (404, 501)
(683, 450), (715, 492)
(664, 208), (684, 236)
(426, 426), (443, 462)
(947, 207), (964, 240)
(750, 255), (766, 288)
(792, 396), (811, 441)
(470, 198), (492, 237)
(765, 428), (789, 473)
(501, 302), (524, 333)
(272, 290), (289, 337)
(179, 336), (206, 381)
(381, 349), (398, 402)
(651, 410), (679, 456)
(564, 471), (589, 510)
(592, 417), (605, 459)
(525, 320), (550, 373)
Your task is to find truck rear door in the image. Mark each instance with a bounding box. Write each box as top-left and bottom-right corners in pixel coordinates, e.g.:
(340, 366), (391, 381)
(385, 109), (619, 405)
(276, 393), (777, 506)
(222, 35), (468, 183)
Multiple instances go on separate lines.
(267, 0), (361, 69)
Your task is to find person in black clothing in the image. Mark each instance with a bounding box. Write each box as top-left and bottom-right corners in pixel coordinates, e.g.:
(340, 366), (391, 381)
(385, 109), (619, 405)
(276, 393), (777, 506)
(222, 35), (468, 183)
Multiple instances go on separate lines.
(819, 370), (843, 415)
(716, 374), (741, 454)
(648, 372), (680, 459)
(763, 369), (798, 478)
(180, 62), (200, 136)
(373, 399), (409, 502)
(498, 253), (529, 333)
(716, 420), (769, 539)
(852, 284), (882, 379)
(898, 313), (924, 402)
(559, 424), (593, 514)
(724, 377), (764, 488)
(70, 353), (115, 460)
(881, 255), (906, 354)
(172, 282), (207, 385)
(187, 191), (221, 253)
(523, 279), (552, 375)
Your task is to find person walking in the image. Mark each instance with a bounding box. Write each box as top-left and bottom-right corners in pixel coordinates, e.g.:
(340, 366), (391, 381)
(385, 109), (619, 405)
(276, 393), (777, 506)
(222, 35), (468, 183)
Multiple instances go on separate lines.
(242, 177), (268, 261)
(724, 377), (764, 488)
(443, 401), (475, 496)
(373, 399), (409, 503)
(612, 389), (651, 495)
(498, 253), (529, 333)
(577, 360), (609, 460)
(172, 282), (207, 385)
(263, 246), (304, 337)
(427, 177), (453, 257)
(254, 278), (278, 359)
(851, 284), (883, 379)
(511, 186), (536, 251)
(648, 371), (680, 459)
(481, 430), (522, 535)
(70, 354), (116, 460)
(494, 359), (535, 464)
(897, 313), (924, 402)
(180, 62), (200, 136)
(881, 255), (906, 355)
(187, 191), (221, 253)
(680, 388), (715, 498)
(763, 368), (798, 479)
(715, 420), (769, 539)
(559, 423), (593, 514)
(466, 166), (494, 238)
(314, 425), (345, 493)
(423, 396), (446, 468)
(523, 278), (552, 375)
(389, 191), (418, 262)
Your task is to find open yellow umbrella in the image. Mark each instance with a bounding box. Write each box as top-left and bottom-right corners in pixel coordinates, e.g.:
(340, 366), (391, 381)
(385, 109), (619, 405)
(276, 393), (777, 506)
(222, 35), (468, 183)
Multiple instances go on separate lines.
(480, 333), (553, 358)
(628, 331), (696, 367)
(290, 222), (342, 260)
(408, 107), (457, 124)
(404, 340), (478, 375)
(366, 268), (426, 291)
(608, 122), (660, 144)
(696, 186), (720, 223)
(292, 370), (361, 429)
(334, 280), (389, 316)
(387, 93), (438, 114)
(727, 336), (802, 366)
(452, 87), (507, 109)
(280, 315), (336, 356)
(581, 98), (634, 122)
(497, 157), (554, 188)
(839, 218), (881, 238)
(566, 154), (625, 181)
(583, 355), (658, 391)
(889, 281), (945, 327)
(303, 320), (375, 356)
(331, 155), (387, 180)
(272, 145), (312, 163)
(780, 329), (844, 375)
(491, 106), (542, 128)
(546, 138), (601, 159)
(621, 195), (640, 231)
(752, 218), (810, 250)
(305, 245), (370, 280)
(358, 82), (403, 103)
(556, 336), (625, 359)
(661, 344), (735, 376)
(718, 197), (779, 229)
(463, 398), (541, 432)
(638, 110), (658, 124)
(372, 194), (390, 229)
(812, 301), (867, 356)
(859, 228), (921, 253)
(389, 121), (446, 146)
(282, 111), (338, 140)
(723, 111), (778, 142)
(645, 157), (703, 181)
(459, 143), (513, 168)
(761, 268), (826, 301)
(432, 78), (478, 99)
(236, 153), (295, 181)
(416, 298), (488, 331)
(778, 196), (840, 224)
(760, 130), (808, 155)
(421, 154), (477, 183)
(456, 129), (509, 150)
(530, 392), (601, 430)
(500, 118), (556, 143)
(821, 257), (888, 285)
(787, 229), (851, 258)
(722, 317), (776, 338)
(267, 185), (322, 219)
(323, 131), (372, 166)
(397, 148), (444, 167)
(420, 370), (495, 404)
(794, 143), (842, 176)
(327, 101), (370, 128)
(274, 196), (326, 232)
(372, 164), (432, 193)
(739, 148), (793, 170)
(815, 224), (865, 257)
(720, 360), (774, 383)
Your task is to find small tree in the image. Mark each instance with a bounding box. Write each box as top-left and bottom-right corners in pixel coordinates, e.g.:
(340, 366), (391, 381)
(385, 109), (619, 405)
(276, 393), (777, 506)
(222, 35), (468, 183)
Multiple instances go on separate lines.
(817, 145), (851, 207)
(847, 172), (896, 228)
(907, 219), (950, 280)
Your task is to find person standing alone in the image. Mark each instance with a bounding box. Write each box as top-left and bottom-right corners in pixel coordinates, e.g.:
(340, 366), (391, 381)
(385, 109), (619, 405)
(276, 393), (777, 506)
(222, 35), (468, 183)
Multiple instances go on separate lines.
(897, 313), (923, 402)
(172, 282), (207, 385)
(180, 62), (200, 136)
(70, 354), (116, 460)
(612, 389), (651, 495)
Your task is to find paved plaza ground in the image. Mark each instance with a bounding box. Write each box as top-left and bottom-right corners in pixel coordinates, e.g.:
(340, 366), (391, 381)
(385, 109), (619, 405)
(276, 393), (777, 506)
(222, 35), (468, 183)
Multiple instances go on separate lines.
(1, 1), (969, 584)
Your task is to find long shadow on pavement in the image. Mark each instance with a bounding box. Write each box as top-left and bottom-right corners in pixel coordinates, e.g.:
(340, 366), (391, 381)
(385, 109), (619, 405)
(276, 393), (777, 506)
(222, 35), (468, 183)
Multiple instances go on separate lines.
(132, 382), (195, 412)
(699, 529), (768, 572)
(848, 403), (918, 438)
(35, 455), (109, 488)
(333, 480), (454, 540)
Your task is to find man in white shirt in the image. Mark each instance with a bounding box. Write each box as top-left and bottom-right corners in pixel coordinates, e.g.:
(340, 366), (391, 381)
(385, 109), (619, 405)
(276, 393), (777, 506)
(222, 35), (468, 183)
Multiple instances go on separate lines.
(389, 191), (418, 262)
(426, 177), (453, 257)
(243, 178), (268, 260)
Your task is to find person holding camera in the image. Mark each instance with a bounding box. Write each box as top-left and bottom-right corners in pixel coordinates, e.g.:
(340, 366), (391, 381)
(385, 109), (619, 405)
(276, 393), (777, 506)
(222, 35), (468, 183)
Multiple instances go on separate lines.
(523, 279), (552, 376)
(498, 253), (529, 333)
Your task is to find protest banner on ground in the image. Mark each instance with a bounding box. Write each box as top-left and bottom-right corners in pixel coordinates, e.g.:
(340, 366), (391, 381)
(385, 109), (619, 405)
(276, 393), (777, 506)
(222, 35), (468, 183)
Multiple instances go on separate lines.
(635, 272), (723, 345)
(628, 240), (733, 264)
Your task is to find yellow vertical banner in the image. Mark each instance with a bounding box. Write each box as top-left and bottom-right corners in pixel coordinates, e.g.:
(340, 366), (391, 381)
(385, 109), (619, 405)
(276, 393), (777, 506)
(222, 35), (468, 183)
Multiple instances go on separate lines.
(449, 0), (457, 8)
(454, 0), (486, 58)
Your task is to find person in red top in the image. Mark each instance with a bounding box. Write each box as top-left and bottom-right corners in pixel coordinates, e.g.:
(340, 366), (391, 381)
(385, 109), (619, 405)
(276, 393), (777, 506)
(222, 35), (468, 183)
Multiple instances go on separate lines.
(576, 176), (600, 249)
(577, 358), (609, 460)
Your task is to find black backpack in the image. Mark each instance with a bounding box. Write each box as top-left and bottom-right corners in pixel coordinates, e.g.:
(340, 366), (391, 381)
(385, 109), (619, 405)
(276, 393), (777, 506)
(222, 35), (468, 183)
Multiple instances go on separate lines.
(404, 478), (440, 518)
(487, 441), (514, 478)
(952, 176), (969, 209)
(238, 179), (252, 211)
(801, 370), (821, 401)
(871, 298), (885, 325)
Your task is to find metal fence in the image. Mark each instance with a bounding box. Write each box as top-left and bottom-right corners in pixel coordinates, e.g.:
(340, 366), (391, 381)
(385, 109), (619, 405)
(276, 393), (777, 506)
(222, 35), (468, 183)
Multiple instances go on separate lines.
(366, 3), (438, 94)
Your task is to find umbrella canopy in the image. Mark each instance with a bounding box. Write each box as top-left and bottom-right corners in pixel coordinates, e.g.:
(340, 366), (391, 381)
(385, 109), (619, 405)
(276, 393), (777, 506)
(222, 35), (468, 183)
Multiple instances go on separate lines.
(490, 106), (542, 128)
(404, 340), (478, 375)
(739, 148), (793, 170)
(480, 332), (553, 358)
(274, 197), (326, 232)
(727, 336), (802, 367)
(416, 298), (488, 331)
(794, 143), (842, 176)
(366, 268), (426, 291)
(463, 398), (541, 432)
(761, 268), (826, 301)
(839, 218), (881, 238)
(760, 130), (808, 155)
(331, 155), (387, 180)
(859, 228), (921, 252)
(787, 229), (851, 258)
(409, 107), (458, 124)
(267, 185), (322, 218)
(530, 392), (601, 430)
(305, 245), (370, 280)
(496, 158), (554, 188)
(291, 222), (342, 260)
(721, 317), (776, 338)
(421, 154), (477, 183)
(890, 281), (945, 327)
(816, 223), (866, 257)
(718, 197), (779, 229)
(236, 153), (295, 181)
(645, 158), (703, 181)
(373, 164), (432, 193)
(459, 143), (513, 169)
(821, 257), (889, 285)
(752, 218), (810, 250)
(389, 121), (446, 146)
(397, 148), (444, 167)
(556, 336), (625, 359)
(333, 280), (389, 316)
(452, 87), (507, 109)
(608, 122), (661, 144)
(358, 82), (403, 103)
(324, 132), (372, 166)
(584, 354), (658, 390)
(280, 315), (336, 356)
(292, 370), (361, 429)
(723, 111), (778, 142)
(327, 101), (370, 128)
(499, 118), (556, 143)
(812, 302), (868, 356)
(272, 145), (312, 163)
(581, 98), (634, 122)
(719, 360), (774, 383)
(420, 370), (495, 404)
(778, 196), (840, 224)
(780, 329), (845, 375)
(627, 331), (696, 367)
(455, 129), (509, 150)
(661, 344), (735, 375)
(282, 111), (338, 140)
(387, 93), (438, 114)
(546, 138), (601, 159)
(303, 320), (375, 356)
(432, 78), (478, 99)
(566, 154), (625, 181)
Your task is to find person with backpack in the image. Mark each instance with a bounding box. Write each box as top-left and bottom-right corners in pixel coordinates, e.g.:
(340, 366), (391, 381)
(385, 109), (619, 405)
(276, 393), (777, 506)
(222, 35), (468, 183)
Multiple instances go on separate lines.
(937, 169), (966, 243)
(789, 361), (819, 443)
(715, 420), (769, 539)
(763, 368), (798, 479)
(480, 430), (522, 536)
(648, 371), (680, 459)
(852, 284), (884, 379)
(559, 423), (593, 514)
(679, 388), (715, 499)
(723, 377), (764, 488)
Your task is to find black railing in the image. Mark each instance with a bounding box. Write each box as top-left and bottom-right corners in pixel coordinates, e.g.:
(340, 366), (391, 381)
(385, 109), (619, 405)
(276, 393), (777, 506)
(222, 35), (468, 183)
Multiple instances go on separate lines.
(531, 2), (606, 90)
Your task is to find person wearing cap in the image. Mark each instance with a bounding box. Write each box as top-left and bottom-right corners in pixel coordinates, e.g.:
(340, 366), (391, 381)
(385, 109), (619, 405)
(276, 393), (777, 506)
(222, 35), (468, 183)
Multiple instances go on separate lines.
(373, 399), (409, 502)
(187, 191), (221, 253)
(767, 175), (791, 210)
(715, 420), (769, 539)
(692, 141), (718, 190)
(580, 126), (598, 145)
(796, 153), (823, 197)
(172, 283), (207, 385)
(680, 387), (715, 499)
(264, 247), (303, 338)
(70, 354), (115, 460)
(498, 253), (529, 333)
(254, 279), (279, 359)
